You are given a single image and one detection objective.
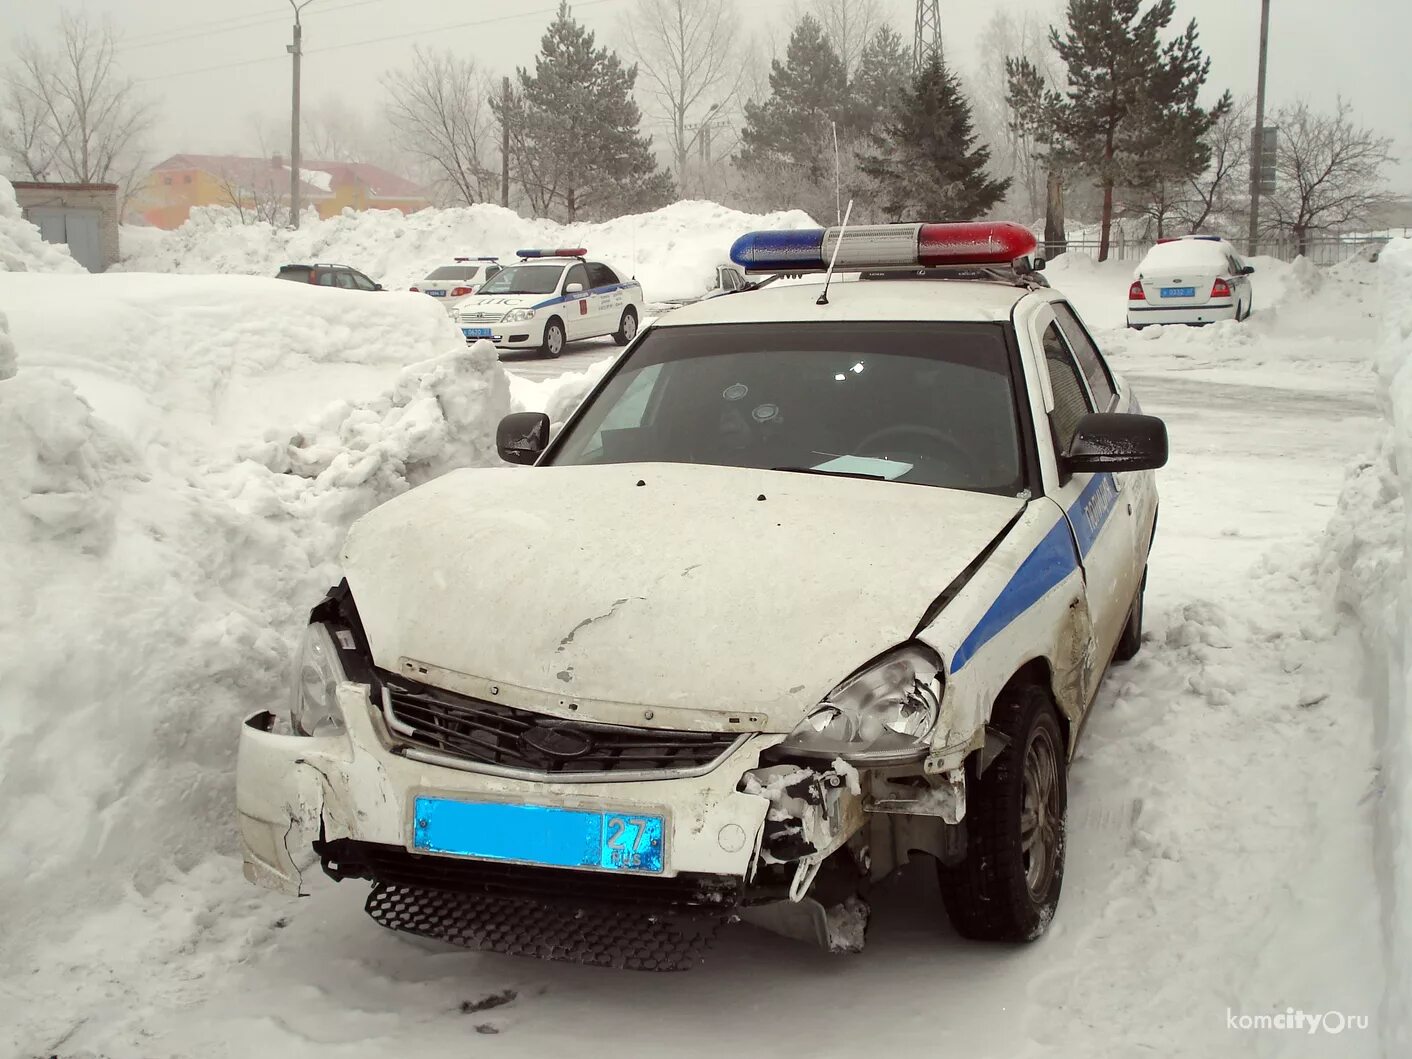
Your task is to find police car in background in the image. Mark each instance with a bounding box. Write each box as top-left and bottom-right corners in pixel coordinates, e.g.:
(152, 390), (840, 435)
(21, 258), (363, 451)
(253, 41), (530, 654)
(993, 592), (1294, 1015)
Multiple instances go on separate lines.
(410, 257), (501, 314)
(237, 221), (1167, 967)
(455, 249), (644, 358)
(1127, 234), (1255, 328)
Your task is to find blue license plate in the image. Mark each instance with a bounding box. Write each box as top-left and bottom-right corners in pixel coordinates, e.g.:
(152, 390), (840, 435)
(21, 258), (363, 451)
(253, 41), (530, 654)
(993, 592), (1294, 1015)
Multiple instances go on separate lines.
(462, 327), (493, 338)
(427, 289), (446, 297)
(1161, 286), (1195, 298)
(412, 796), (666, 873)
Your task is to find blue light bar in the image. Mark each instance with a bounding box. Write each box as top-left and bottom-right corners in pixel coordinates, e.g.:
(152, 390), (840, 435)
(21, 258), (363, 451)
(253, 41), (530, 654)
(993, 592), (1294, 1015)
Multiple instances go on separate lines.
(730, 229), (826, 272)
(515, 247), (587, 259)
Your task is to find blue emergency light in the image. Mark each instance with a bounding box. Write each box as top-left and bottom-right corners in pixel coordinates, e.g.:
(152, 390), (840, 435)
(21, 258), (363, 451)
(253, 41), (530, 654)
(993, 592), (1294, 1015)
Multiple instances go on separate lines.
(730, 222), (1039, 273)
(516, 248), (587, 259)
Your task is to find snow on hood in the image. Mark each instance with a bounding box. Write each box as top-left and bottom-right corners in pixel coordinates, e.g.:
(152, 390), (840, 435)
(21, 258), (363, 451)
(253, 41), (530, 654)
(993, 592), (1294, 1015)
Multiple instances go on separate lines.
(342, 462), (1024, 730)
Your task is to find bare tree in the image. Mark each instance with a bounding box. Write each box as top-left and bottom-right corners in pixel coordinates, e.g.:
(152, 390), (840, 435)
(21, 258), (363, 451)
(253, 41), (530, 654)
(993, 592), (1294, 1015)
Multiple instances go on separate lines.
(1265, 99), (1395, 256)
(811, 0), (882, 84)
(382, 48), (493, 207)
(211, 159), (290, 226)
(622, 0), (741, 191)
(1177, 95), (1251, 234)
(973, 10), (1057, 221)
(0, 10), (154, 195)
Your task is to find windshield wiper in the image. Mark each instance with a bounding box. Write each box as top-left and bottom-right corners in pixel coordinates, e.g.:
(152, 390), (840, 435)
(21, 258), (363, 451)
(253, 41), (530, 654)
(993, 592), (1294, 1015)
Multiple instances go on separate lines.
(770, 465), (888, 482)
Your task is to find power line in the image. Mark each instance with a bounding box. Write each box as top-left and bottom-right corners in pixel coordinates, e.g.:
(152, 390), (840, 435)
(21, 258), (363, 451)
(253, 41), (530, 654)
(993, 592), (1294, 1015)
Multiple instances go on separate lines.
(137, 0), (626, 83)
(118, 0), (391, 55)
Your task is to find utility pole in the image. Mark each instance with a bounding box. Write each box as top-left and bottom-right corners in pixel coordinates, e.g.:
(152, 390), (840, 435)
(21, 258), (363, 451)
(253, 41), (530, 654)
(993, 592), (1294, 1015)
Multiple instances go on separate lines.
(1247, 0), (1272, 256)
(287, 0), (318, 229)
(501, 76), (511, 208)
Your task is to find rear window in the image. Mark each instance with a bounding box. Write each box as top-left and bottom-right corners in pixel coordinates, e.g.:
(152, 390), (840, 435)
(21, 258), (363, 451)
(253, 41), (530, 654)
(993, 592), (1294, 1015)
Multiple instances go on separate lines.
(549, 321), (1027, 496)
(427, 266), (481, 280)
(276, 267), (311, 282)
(1140, 240), (1230, 272)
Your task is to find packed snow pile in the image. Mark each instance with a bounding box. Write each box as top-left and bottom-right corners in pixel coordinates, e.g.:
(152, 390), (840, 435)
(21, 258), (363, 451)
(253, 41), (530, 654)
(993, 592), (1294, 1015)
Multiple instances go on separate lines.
(0, 275), (516, 997)
(0, 175), (85, 273)
(117, 199), (817, 303)
(1320, 236), (1412, 1052)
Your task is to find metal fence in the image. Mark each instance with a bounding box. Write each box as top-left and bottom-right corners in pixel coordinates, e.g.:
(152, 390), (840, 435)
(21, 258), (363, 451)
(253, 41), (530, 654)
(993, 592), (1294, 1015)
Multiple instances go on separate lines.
(1042, 231), (1410, 266)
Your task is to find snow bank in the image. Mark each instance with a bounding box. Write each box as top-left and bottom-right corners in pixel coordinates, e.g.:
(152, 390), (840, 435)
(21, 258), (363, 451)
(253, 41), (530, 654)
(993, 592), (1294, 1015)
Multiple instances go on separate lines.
(0, 278), (518, 987)
(1320, 237), (1412, 1054)
(118, 199), (817, 303)
(0, 175), (84, 273)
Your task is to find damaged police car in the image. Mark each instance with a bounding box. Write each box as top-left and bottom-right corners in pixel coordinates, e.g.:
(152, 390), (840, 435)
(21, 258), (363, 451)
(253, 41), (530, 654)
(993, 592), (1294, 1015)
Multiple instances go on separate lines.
(236, 221), (1167, 969)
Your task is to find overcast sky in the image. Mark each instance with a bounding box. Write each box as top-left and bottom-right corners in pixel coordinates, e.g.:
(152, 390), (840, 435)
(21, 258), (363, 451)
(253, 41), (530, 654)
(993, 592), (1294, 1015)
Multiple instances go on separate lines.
(2, 0), (1409, 193)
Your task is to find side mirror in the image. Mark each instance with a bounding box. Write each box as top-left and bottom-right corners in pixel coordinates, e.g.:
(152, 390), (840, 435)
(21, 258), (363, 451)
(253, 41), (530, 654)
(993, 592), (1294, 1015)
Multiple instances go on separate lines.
(497, 412), (550, 465)
(1239, 265), (1255, 275)
(1064, 412), (1169, 474)
(565, 282), (585, 294)
(374, 283), (385, 290)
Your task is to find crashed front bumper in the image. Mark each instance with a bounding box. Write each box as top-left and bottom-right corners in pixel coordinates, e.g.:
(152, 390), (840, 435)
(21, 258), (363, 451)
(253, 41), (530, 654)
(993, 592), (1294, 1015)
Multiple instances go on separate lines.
(236, 683), (822, 897)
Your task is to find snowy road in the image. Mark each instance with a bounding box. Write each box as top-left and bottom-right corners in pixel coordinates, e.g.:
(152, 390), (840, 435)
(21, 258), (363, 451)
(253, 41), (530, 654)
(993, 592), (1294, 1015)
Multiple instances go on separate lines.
(2, 257), (1392, 1058)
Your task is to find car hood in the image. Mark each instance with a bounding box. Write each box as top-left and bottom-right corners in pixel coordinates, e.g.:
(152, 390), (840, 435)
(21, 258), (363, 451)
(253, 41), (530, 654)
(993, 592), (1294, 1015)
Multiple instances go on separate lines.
(458, 293), (548, 312)
(342, 463), (1024, 732)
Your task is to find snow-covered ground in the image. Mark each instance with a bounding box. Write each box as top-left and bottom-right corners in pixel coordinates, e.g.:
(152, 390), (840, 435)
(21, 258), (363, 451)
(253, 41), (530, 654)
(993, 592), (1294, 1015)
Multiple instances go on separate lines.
(0, 186), (1403, 1057)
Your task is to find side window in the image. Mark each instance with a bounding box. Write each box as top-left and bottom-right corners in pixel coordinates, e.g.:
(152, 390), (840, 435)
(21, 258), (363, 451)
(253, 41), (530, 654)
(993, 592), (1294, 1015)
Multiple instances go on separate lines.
(316, 270), (337, 286)
(565, 263), (590, 292)
(587, 262), (619, 288)
(352, 271), (377, 291)
(1051, 303), (1116, 409)
(335, 271), (358, 290)
(1042, 321), (1093, 452)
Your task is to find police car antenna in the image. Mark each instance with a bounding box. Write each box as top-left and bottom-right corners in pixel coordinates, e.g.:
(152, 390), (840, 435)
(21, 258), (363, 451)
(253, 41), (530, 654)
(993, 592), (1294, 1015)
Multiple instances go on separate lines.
(816, 199), (853, 306)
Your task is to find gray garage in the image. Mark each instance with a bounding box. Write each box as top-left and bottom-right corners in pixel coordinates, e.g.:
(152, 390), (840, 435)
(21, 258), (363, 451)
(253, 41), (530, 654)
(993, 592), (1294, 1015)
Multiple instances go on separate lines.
(12, 182), (120, 273)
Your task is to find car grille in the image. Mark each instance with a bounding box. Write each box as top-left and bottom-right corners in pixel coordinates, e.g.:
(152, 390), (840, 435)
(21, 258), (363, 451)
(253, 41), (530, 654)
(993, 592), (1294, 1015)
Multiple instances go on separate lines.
(379, 673), (743, 777)
(458, 310), (504, 324)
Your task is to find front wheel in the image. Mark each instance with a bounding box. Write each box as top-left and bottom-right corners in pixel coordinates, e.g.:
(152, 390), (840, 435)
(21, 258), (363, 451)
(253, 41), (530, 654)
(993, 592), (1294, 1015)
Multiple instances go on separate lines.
(540, 318), (565, 359)
(613, 307), (638, 346)
(939, 685), (1066, 942)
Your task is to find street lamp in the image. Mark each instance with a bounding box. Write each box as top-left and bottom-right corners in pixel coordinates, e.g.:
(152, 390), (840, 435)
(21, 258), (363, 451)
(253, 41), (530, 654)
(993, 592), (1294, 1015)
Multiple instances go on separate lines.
(1247, 0), (1272, 256)
(288, 0), (319, 229)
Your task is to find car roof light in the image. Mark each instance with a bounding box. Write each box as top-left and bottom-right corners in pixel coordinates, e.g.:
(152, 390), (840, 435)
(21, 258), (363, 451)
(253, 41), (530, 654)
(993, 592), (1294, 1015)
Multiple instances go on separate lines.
(730, 228), (826, 272)
(731, 222), (1039, 274)
(916, 222), (1038, 266)
(516, 248), (586, 259)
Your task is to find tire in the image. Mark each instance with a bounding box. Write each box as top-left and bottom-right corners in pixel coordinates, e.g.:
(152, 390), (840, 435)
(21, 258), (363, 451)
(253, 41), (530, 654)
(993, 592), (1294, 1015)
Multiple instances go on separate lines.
(612, 307), (638, 346)
(939, 685), (1066, 942)
(1114, 570), (1145, 662)
(541, 318), (565, 359)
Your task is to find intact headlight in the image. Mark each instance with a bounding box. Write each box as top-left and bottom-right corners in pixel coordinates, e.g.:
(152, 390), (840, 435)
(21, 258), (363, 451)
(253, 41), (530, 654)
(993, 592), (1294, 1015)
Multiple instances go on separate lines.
(780, 645), (942, 766)
(503, 307), (535, 323)
(290, 622), (348, 736)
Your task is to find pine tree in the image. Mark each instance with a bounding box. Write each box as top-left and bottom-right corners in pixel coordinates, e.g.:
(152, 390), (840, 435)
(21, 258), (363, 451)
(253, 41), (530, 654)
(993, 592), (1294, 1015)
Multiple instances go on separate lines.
(499, 2), (672, 221)
(737, 16), (851, 185)
(1048, 0), (1229, 259)
(860, 56), (1010, 222)
(1005, 56), (1067, 251)
(851, 26), (911, 136)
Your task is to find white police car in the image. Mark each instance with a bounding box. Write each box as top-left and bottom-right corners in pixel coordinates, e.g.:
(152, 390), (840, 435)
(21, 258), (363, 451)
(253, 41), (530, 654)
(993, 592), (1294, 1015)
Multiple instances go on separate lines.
(1127, 234), (1255, 328)
(411, 257), (501, 314)
(455, 249), (644, 357)
(237, 222), (1166, 967)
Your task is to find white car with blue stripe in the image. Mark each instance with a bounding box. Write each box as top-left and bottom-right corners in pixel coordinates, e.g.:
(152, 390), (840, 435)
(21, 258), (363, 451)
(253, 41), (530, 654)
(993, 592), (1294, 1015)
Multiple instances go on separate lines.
(236, 221), (1167, 965)
(455, 248), (643, 358)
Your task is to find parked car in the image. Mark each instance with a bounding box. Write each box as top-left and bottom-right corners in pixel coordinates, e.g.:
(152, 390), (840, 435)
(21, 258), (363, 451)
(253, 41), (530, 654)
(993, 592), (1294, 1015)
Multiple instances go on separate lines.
(454, 250), (644, 358)
(411, 258), (502, 314)
(237, 221), (1167, 969)
(1127, 235), (1254, 328)
(275, 263), (383, 291)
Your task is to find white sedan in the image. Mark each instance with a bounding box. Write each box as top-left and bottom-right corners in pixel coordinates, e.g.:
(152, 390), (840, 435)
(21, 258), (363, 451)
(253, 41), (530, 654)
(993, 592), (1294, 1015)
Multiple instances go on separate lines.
(1127, 235), (1255, 328)
(237, 221), (1167, 968)
(455, 250), (644, 357)
(410, 258), (501, 313)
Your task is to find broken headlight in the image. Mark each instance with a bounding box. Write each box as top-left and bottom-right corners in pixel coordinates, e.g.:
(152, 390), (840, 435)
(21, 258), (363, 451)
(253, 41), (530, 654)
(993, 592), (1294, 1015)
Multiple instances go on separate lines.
(780, 645), (942, 766)
(290, 622), (348, 736)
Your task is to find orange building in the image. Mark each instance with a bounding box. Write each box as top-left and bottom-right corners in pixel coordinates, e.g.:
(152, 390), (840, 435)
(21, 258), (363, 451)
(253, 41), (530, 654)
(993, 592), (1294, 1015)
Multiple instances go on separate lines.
(132, 154), (431, 229)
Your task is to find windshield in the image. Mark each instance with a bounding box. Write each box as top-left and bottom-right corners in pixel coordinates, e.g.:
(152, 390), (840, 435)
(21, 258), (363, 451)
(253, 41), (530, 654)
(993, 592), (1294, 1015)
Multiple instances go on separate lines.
(548, 322), (1026, 495)
(427, 265), (481, 280)
(477, 264), (564, 295)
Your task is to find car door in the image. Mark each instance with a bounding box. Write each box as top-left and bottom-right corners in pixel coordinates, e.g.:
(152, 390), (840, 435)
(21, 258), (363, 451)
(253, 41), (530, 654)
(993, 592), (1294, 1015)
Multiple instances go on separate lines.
(1226, 251), (1250, 311)
(562, 262), (593, 339)
(1037, 307), (1136, 668)
(587, 262), (623, 336)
